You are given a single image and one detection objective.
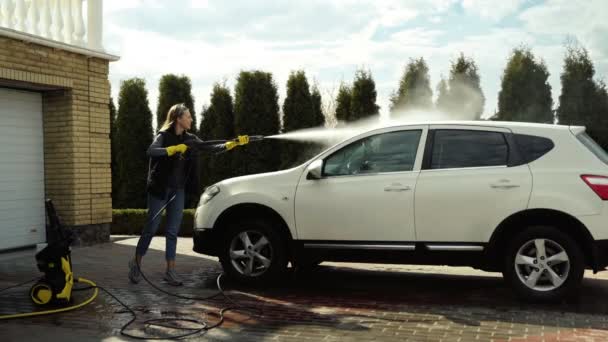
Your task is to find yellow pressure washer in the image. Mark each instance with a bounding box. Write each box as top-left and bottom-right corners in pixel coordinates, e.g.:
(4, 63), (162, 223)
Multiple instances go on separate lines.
(29, 199), (76, 306)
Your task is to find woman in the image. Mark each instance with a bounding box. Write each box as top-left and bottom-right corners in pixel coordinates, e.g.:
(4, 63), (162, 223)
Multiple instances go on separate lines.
(128, 103), (249, 286)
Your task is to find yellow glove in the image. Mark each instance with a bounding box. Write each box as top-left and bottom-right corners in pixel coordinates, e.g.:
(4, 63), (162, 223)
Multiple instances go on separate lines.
(166, 144), (188, 156)
(225, 141), (238, 151)
(237, 135), (250, 146)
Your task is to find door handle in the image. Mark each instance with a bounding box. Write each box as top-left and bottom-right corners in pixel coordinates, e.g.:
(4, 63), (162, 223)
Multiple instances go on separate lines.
(490, 183), (520, 189)
(384, 184), (411, 192)
(491, 185), (520, 189)
(490, 179), (520, 190)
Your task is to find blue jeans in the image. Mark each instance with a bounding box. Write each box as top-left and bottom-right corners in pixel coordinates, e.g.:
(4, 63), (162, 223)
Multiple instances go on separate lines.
(135, 189), (185, 261)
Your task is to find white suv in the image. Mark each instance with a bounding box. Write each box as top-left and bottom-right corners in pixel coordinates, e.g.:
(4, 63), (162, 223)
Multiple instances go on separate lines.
(193, 121), (608, 301)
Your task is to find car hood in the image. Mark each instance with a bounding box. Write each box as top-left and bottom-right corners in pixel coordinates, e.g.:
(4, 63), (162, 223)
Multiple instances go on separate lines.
(216, 164), (307, 195)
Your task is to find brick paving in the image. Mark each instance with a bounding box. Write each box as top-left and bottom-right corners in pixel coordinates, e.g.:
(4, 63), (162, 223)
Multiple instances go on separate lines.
(2, 236), (608, 341)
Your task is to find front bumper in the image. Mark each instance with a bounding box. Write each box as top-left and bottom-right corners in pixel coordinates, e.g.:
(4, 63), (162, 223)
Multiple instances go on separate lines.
(193, 228), (220, 256)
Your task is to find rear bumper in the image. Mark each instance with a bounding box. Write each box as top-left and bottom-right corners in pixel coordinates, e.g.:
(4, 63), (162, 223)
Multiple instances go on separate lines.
(192, 228), (220, 256)
(593, 239), (608, 272)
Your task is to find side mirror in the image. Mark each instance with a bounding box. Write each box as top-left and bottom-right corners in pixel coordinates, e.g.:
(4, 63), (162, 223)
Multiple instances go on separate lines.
(306, 159), (323, 180)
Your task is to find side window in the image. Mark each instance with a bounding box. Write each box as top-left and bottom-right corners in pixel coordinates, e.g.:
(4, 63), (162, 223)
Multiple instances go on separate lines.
(514, 134), (554, 164)
(323, 130), (422, 176)
(430, 130), (508, 169)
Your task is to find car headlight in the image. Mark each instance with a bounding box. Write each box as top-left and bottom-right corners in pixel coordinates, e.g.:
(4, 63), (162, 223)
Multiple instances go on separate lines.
(200, 185), (220, 205)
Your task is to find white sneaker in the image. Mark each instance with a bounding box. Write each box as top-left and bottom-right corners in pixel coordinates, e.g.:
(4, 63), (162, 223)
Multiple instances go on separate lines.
(163, 269), (183, 286)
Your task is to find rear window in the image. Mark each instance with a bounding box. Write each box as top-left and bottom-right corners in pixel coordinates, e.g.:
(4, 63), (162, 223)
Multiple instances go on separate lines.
(577, 132), (608, 165)
(430, 130), (508, 169)
(514, 134), (554, 164)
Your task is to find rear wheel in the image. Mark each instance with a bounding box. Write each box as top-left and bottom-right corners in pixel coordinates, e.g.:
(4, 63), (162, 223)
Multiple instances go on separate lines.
(503, 226), (584, 302)
(219, 218), (288, 286)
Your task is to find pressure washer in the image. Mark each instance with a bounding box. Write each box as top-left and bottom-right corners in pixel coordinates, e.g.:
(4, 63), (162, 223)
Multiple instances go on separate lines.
(0, 199), (100, 320)
(0, 134), (267, 339)
(30, 199), (75, 306)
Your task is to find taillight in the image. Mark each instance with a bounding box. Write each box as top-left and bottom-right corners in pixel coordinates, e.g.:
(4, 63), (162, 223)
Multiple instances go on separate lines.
(581, 175), (608, 200)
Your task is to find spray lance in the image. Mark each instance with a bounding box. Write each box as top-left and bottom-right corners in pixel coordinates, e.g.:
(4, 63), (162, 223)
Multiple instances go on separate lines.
(183, 135), (265, 154)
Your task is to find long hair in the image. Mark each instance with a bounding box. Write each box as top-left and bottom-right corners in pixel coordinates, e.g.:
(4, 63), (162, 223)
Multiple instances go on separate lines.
(159, 103), (189, 132)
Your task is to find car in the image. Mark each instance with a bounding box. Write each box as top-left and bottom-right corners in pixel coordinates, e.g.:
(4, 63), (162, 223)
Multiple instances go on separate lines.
(193, 121), (608, 302)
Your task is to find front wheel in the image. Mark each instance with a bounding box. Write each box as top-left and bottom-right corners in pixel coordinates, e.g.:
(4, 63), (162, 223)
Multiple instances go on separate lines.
(503, 226), (584, 302)
(219, 219), (288, 286)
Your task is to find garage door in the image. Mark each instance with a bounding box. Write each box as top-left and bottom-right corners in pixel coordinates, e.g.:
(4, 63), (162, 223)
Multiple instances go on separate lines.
(0, 88), (45, 251)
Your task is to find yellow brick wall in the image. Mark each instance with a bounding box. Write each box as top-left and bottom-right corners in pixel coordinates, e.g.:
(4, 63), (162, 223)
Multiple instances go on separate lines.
(0, 36), (113, 226)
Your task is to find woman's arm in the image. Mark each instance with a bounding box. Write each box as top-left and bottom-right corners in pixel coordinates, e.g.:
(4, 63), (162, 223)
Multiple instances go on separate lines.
(147, 134), (168, 157)
(186, 136), (228, 153)
(186, 135), (250, 155)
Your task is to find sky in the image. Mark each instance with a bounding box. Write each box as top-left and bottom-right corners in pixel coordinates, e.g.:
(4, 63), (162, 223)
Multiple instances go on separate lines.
(102, 0), (608, 124)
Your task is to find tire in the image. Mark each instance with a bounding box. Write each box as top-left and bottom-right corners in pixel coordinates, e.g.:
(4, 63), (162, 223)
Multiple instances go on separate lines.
(219, 218), (288, 286)
(503, 226), (584, 302)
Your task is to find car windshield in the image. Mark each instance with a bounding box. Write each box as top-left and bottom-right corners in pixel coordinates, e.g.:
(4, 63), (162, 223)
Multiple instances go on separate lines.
(577, 132), (608, 165)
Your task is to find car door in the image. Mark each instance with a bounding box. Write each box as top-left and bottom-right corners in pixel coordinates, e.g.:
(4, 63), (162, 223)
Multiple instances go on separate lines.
(414, 126), (533, 243)
(294, 126), (427, 242)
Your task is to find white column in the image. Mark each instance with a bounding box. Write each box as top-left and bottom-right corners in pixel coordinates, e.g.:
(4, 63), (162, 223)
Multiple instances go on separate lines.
(14, 0), (26, 32)
(52, 0), (64, 41)
(87, 0), (103, 50)
(62, 0), (73, 44)
(72, 0), (84, 46)
(27, 0), (40, 35)
(39, 0), (52, 39)
(1, 0), (15, 29)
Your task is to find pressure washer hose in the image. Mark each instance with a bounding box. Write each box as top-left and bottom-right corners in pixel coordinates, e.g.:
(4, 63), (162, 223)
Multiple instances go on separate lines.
(0, 270), (261, 340)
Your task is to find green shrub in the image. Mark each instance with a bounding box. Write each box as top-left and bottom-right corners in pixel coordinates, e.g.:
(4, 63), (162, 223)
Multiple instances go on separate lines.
(112, 209), (195, 237)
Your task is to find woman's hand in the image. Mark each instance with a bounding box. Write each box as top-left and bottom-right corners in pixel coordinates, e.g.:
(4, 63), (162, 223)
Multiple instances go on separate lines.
(225, 135), (250, 151)
(166, 144), (188, 156)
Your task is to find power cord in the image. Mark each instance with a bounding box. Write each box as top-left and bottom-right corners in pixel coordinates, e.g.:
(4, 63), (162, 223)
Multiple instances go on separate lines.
(0, 277), (39, 293)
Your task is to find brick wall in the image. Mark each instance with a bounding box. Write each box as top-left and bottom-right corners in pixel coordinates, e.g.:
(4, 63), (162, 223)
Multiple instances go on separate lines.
(0, 36), (113, 235)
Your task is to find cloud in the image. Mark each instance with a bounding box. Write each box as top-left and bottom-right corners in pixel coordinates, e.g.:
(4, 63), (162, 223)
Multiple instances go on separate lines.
(461, 0), (526, 21)
(519, 0), (608, 63)
(103, 0), (608, 123)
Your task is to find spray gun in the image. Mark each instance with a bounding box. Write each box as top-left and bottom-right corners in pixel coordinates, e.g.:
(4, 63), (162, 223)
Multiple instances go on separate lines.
(183, 135), (266, 154)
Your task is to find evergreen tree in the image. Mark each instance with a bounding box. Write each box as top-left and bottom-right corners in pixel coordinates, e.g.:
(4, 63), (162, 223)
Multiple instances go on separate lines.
(232, 71), (281, 176)
(435, 77), (450, 112)
(390, 57), (433, 115)
(156, 74), (197, 134)
(114, 78), (154, 208)
(110, 97), (118, 207)
(497, 47), (553, 123)
(283, 71), (315, 131)
(281, 71), (320, 168)
(350, 69), (380, 121)
(198, 84), (236, 187)
(335, 83), (352, 123)
(435, 54), (485, 119)
(557, 45), (608, 150)
(311, 85), (326, 127)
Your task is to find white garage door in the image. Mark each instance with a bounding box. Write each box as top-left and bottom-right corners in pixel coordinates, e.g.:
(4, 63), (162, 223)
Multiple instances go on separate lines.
(0, 88), (45, 251)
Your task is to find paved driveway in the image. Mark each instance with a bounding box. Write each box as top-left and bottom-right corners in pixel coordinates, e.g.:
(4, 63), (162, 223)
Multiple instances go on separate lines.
(1, 236), (608, 341)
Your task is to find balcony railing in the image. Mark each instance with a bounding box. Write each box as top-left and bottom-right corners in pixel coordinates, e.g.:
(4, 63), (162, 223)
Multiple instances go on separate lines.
(0, 0), (104, 51)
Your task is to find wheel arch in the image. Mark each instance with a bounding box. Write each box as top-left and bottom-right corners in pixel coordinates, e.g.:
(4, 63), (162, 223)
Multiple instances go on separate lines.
(486, 208), (597, 271)
(214, 203), (295, 258)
